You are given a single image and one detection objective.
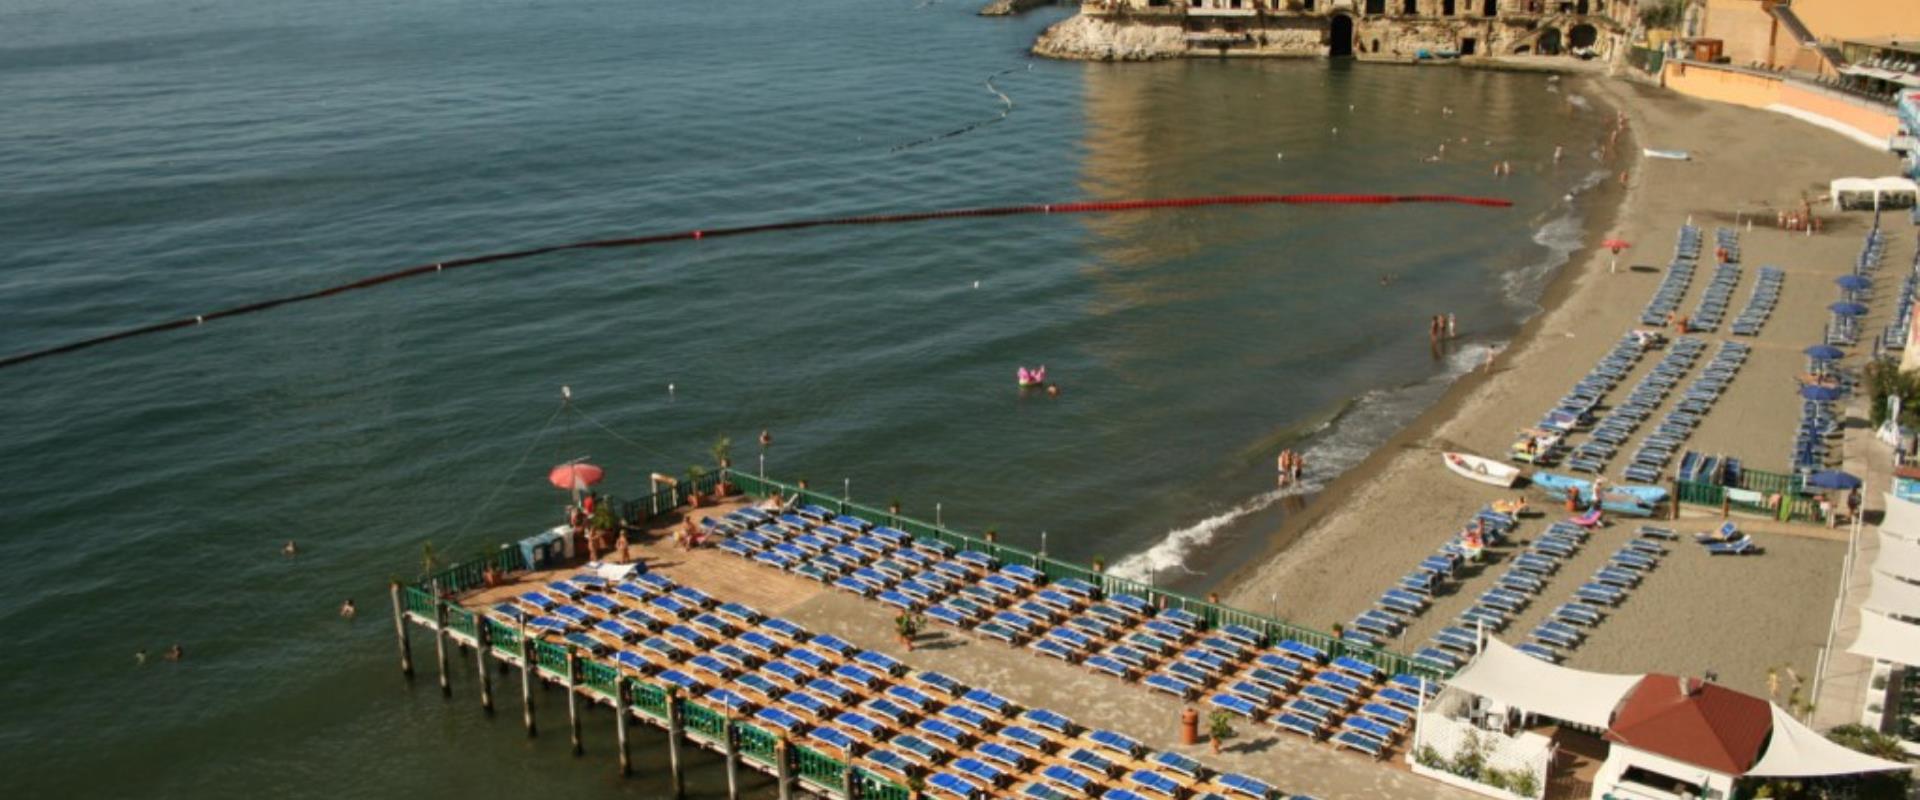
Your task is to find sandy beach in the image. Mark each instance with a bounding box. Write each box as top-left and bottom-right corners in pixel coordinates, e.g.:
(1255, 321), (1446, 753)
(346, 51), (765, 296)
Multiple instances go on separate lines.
(1222, 77), (1914, 698)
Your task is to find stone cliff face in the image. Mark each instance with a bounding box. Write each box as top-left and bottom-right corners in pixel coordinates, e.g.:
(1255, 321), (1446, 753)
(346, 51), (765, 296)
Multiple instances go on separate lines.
(1032, 13), (1185, 61)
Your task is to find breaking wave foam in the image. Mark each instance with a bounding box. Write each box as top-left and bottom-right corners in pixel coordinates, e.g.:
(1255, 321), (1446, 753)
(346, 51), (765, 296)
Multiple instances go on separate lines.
(1106, 340), (1499, 584)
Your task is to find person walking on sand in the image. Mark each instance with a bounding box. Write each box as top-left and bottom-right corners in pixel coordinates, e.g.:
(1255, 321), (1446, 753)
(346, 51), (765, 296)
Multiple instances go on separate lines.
(1848, 488), (1863, 525)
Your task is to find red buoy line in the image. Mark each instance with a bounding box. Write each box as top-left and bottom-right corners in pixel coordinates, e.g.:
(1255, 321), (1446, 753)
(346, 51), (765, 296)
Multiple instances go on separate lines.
(0, 192), (1511, 371)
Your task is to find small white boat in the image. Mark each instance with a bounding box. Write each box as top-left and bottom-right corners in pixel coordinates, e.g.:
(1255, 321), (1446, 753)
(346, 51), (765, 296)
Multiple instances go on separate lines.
(1643, 148), (1691, 161)
(1444, 451), (1522, 487)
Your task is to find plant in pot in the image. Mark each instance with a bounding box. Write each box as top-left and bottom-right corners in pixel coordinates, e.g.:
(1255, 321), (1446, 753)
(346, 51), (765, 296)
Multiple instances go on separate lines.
(686, 465), (709, 508)
(589, 502), (618, 561)
(711, 435), (735, 496)
(1206, 710), (1233, 754)
(894, 612), (922, 651)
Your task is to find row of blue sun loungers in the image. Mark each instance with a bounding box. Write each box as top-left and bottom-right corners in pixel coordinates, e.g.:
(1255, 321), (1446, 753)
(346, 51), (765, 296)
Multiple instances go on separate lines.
(1511, 528), (1669, 663)
(1715, 226), (1740, 264)
(1536, 331), (1660, 465)
(1599, 336), (1702, 480)
(490, 560), (1310, 800)
(1730, 266), (1783, 337)
(707, 505), (1405, 783)
(1793, 398), (1841, 472)
(1640, 226), (1702, 326)
(1675, 451), (1741, 487)
(1346, 509), (1515, 649)
(1880, 252), (1917, 354)
(1567, 334), (1693, 475)
(1685, 260), (1740, 333)
(1620, 340), (1747, 484)
(1425, 519), (1588, 665)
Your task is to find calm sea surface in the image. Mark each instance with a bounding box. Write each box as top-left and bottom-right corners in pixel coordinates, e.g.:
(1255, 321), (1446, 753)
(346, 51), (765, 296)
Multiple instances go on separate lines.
(0, 0), (1614, 794)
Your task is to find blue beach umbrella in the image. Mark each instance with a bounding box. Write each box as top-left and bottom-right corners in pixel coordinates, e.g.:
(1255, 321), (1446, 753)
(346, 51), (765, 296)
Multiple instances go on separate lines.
(1803, 345), (1845, 361)
(1805, 470), (1863, 490)
(1830, 302), (1869, 316)
(1836, 275), (1872, 290)
(1800, 385), (1845, 401)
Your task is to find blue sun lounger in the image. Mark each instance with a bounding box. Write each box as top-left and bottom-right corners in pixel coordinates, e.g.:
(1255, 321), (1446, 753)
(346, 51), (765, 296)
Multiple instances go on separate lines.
(1553, 602), (1603, 626)
(1246, 667), (1297, 693)
(1089, 728), (1141, 758)
(886, 684), (934, 711)
(755, 705), (804, 732)
(940, 703), (992, 732)
(1211, 693), (1262, 718)
(926, 771), (981, 799)
(808, 725), (858, 755)
(1153, 750), (1204, 779)
(1001, 725), (1052, 753)
(657, 669), (704, 693)
(1257, 652), (1307, 675)
(861, 696), (913, 726)
(1574, 583), (1624, 605)
(893, 733), (943, 764)
(1067, 747), (1119, 776)
(1359, 702), (1412, 728)
(952, 757), (1006, 789)
(1273, 712), (1326, 738)
(1709, 538), (1761, 555)
(863, 748), (914, 780)
(1300, 684), (1353, 710)
(1041, 764), (1098, 795)
(1145, 672), (1196, 699)
(1415, 648), (1463, 670)
(976, 740), (1028, 771)
(552, 605), (594, 625)
(1129, 770), (1183, 798)
(1228, 680), (1278, 707)
(1516, 642), (1562, 663)
(1217, 772), (1274, 798)
(833, 711), (885, 738)
(1334, 728), (1387, 758)
(525, 615), (572, 634)
(917, 718), (970, 746)
(1022, 707), (1074, 734)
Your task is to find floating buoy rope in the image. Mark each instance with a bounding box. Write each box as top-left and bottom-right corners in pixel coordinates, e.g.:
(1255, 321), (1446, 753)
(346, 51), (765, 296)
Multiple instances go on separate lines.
(0, 192), (1511, 370)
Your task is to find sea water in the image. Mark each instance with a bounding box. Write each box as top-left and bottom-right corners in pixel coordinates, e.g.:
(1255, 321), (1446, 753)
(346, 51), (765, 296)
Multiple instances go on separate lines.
(0, 0), (1613, 794)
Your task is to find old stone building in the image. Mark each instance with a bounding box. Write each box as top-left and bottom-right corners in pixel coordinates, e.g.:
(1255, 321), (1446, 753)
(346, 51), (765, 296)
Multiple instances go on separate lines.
(1035, 0), (1641, 62)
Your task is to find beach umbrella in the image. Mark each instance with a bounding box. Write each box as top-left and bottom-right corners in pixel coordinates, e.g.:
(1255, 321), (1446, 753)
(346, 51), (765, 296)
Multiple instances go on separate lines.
(1805, 470), (1863, 490)
(1830, 301), (1869, 316)
(1804, 345), (1845, 360)
(1601, 238), (1631, 254)
(549, 462), (604, 491)
(1836, 275), (1872, 290)
(1800, 385), (1845, 401)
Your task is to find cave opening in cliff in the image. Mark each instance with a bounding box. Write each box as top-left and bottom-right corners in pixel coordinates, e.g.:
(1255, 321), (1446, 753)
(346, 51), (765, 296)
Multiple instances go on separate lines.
(1328, 14), (1354, 57)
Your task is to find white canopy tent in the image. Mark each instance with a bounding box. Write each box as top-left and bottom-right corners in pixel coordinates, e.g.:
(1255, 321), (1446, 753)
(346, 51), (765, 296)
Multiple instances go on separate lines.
(1848, 609), (1920, 665)
(1881, 492), (1920, 542)
(1865, 569), (1920, 618)
(1748, 703), (1910, 777)
(1877, 529), (1920, 582)
(1831, 177), (1919, 211)
(1443, 637), (1644, 729)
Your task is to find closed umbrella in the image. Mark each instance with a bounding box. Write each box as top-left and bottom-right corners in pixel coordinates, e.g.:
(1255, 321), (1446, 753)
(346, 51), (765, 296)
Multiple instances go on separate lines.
(1804, 345), (1845, 360)
(1800, 385), (1845, 401)
(1830, 302), (1869, 316)
(1806, 470), (1863, 490)
(1836, 275), (1872, 290)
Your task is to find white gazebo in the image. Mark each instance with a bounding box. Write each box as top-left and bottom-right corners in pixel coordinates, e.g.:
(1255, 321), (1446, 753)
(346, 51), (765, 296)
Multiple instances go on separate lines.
(1830, 177), (1920, 211)
(1418, 638), (1907, 800)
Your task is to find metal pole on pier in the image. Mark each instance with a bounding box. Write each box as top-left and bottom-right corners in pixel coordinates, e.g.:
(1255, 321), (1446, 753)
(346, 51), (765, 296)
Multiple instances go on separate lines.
(614, 680), (632, 777)
(388, 582), (414, 678)
(475, 621), (494, 714)
(775, 736), (795, 800)
(566, 649), (583, 756)
(666, 689), (687, 799)
(433, 581), (451, 697)
(723, 717), (741, 800)
(519, 627), (537, 738)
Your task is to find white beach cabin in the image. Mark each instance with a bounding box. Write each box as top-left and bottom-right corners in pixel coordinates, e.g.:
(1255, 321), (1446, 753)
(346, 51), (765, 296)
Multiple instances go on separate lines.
(1830, 177), (1920, 212)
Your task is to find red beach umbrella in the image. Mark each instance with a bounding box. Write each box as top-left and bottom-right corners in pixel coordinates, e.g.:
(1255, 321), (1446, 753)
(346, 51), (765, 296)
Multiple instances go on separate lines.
(548, 463), (604, 491)
(1601, 238), (1631, 254)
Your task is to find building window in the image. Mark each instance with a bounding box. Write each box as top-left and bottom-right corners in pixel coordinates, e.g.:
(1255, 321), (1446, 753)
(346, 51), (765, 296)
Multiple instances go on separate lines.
(1404, 0), (1418, 13)
(1442, 0), (1455, 14)
(1366, 0), (1385, 13)
(1303, 0), (1316, 10)
(1483, 0), (1496, 16)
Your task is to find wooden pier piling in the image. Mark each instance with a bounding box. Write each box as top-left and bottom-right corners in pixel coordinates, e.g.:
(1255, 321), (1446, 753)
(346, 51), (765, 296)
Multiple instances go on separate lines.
(614, 680), (632, 777)
(775, 736), (794, 800)
(474, 622), (494, 714)
(666, 689), (687, 799)
(723, 718), (741, 800)
(432, 583), (451, 697)
(519, 634), (537, 738)
(389, 582), (413, 677)
(566, 650), (583, 756)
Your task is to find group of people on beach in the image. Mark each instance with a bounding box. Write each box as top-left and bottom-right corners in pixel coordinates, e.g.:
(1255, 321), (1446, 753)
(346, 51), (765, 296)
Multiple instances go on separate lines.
(1779, 207), (1822, 233)
(1429, 313), (1457, 343)
(1276, 449), (1307, 487)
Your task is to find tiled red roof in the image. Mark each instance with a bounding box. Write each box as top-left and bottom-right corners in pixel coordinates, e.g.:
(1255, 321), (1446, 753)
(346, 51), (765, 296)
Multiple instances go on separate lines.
(1604, 675), (1773, 775)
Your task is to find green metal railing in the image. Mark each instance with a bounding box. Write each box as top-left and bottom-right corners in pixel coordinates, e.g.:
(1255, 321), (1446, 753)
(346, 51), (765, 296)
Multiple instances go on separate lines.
(631, 679), (669, 721)
(532, 640), (569, 680)
(1676, 467), (1815, 522)
(682, 700), (728, 743)
(726, 471), (1447, 681)
(736, 722), (779, 766)
(402, 585), (437, 619)
(419, 545), (530, 595)
(579, 659), (619, 700)
(1628, 45), (1664, 75)
(486, 619), (520, 658)
(447, 605), (477, 640)
(793, 744), (847, 789)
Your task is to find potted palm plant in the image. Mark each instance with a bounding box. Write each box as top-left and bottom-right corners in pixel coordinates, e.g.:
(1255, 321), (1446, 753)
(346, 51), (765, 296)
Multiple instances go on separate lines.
(895, 612), (922, 651)
(712, 435), (735, 496)
(1207, 710), (1234, 754)
(686, 465), (709, 508)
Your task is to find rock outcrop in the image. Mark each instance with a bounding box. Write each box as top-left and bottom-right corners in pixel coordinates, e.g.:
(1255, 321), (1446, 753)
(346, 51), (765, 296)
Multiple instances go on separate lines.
(979, 0), (1057, 15)
(1032, 13), (1184, 61)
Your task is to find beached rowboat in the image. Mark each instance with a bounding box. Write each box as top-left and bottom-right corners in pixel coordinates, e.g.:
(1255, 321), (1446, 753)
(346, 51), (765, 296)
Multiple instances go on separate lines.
(1444, 452), (1522, 488)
